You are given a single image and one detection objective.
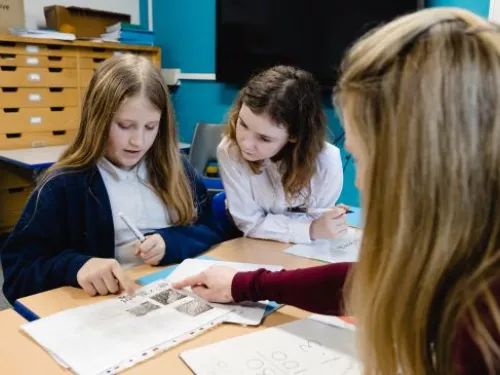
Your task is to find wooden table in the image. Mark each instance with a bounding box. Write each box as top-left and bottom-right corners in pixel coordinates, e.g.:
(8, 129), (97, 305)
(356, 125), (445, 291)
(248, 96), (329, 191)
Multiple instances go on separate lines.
(0, 309), (70, 374)
(10, 237), (326, 374)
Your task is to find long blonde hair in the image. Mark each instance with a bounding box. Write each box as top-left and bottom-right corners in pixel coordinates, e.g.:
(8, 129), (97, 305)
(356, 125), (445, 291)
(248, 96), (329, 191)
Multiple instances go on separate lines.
(226, 65), (327, 200)
(335, 8), (500, 374)
(42, 54), (196, 224)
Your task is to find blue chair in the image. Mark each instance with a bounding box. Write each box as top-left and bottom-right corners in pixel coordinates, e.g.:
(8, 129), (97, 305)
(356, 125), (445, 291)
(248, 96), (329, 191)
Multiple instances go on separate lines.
(211, 191), (232, 232)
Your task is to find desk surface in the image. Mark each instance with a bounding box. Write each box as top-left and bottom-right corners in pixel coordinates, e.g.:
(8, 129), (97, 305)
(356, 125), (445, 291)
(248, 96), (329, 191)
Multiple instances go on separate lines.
(0, 143), (192, 169)
(14, 237), (324, 374)
(0, 309), (70, 373)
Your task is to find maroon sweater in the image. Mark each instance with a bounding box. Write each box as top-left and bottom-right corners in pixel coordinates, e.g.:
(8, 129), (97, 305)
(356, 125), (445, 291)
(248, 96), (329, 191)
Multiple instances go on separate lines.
(231, 263), (500, 374)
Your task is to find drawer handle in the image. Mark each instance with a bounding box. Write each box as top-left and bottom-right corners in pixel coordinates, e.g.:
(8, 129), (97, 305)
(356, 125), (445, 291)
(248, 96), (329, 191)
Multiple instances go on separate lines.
(30, 117), (42, 125)
(8, 187), (25, 194)
(53, 130), (66, 136)
(6, 133), (21, 139)
(0, 53), (15, 60)
(93, 58), (105, 63)
(1, 66), (16, 71)
(50, 107), (64, 112)
(26, 57), (40, 65)
(2, 87), (17, 92)
(92, 47), (106, 52)
(3, 108), (19, 113)
(48, 67), (63, 73)
(28, 73), (41, 82)
(48, 56), (63, 61)
(49, 87), (63, 92)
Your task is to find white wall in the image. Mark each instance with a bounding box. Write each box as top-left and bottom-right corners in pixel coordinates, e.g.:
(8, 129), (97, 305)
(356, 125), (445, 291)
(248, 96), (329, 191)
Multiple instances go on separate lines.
(24, 0), (140, 29)
(490, 0), (500, 22)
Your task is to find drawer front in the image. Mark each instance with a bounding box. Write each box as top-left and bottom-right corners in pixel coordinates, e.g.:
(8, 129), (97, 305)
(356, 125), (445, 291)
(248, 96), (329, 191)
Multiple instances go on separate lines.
(0, 41), (77, 57)
(79, 56), (107, 69)
(0, 107), (79, 133)
(0, 162), (33, 190)
(78, 47), (128, 59)
(0, 186), (34, 228)
(0, 67), (78, 88)
(0, 130), (77, 149)
(79, 69), (95, 88)
(0, 53), (77, 68)
(0, 88), (79, 108)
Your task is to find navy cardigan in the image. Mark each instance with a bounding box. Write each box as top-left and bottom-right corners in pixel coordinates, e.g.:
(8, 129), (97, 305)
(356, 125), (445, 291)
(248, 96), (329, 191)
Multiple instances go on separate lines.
(1, 161), (228, 303)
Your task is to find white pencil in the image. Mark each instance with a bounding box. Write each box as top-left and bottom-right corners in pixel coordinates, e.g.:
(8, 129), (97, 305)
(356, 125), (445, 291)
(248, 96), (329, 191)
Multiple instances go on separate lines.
(119, 212), (145, 242)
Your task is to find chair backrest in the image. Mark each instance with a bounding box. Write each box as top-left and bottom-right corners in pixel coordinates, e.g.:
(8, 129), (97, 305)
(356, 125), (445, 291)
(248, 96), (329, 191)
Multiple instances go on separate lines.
(189, 123), (226, 176)
(211, 191), (231, 231)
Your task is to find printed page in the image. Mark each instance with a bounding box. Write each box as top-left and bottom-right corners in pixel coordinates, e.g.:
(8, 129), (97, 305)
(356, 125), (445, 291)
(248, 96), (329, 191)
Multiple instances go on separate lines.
(168, 258), (283, 326)
(181, 318), (361, 375)
(285, 228), (362, 263)
(22, 281), (231, 375)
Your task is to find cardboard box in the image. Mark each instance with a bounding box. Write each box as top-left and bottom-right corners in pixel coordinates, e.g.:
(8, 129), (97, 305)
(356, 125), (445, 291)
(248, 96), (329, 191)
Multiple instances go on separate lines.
(44, 5), (130, 38)
(0, 0), (25, 34)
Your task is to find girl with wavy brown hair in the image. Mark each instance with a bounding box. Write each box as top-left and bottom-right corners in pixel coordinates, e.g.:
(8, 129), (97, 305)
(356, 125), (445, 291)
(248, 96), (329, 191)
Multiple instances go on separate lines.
(219, 65), (346, 244)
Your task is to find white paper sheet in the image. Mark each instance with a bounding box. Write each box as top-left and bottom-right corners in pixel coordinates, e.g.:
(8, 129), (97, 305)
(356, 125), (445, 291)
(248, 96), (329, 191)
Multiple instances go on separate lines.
(285, 228), (362, 263)
(308, 314), (356, 332)
(180, 318), (362, 375)
(168, 258), (283, 326)
(22, 281), (231, 375)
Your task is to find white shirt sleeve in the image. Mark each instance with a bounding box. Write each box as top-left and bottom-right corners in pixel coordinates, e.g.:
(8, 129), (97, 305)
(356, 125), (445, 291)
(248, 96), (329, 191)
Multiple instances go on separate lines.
(311, 144), (343, 210)
(217, 140), (343, 244)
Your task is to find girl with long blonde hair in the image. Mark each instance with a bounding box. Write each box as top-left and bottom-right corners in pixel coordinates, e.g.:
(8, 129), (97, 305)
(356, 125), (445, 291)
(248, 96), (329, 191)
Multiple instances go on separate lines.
(175, 8), (500, 374)
(2, 54), (225, 303)
(219, 65), (346, 244)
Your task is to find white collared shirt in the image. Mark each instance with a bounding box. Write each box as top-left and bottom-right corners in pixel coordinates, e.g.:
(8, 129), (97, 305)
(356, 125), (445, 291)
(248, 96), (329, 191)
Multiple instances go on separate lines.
(97, 158), (170, 268)
(217, 137), (343, 244)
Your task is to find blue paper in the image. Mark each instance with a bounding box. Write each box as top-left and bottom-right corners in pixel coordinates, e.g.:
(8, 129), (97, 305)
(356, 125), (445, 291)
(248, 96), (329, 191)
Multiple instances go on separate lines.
(346, 206), (363, 228)
(136, 255), (216, 285)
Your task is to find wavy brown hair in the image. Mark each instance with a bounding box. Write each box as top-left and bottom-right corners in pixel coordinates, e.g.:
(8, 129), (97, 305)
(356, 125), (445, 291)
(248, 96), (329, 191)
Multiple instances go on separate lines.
(226, 65), (327, 200)
(40, 54), (196, 224)
(335, 7), (500, 375)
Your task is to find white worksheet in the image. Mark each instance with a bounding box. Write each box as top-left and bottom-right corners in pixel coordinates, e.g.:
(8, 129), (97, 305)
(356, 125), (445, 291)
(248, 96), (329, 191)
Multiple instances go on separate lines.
(180, 318), (362, 375)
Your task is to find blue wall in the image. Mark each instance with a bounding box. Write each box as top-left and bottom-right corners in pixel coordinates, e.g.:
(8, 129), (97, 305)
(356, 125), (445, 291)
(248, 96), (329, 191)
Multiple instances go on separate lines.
(151, 0), (489, 206)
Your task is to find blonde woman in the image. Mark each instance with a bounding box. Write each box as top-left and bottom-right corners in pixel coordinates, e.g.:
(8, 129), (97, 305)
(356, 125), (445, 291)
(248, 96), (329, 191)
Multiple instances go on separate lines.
(175, 8), (500, 374)
(2, 55), (225, 303)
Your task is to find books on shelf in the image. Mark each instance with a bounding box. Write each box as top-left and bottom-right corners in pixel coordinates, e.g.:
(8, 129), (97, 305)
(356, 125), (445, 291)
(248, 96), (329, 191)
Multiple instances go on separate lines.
(100, 22), (155, 46)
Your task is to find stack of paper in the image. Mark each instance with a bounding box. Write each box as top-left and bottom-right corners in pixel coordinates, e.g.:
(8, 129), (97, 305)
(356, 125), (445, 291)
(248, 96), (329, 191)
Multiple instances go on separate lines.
(10, 28), (76, 41)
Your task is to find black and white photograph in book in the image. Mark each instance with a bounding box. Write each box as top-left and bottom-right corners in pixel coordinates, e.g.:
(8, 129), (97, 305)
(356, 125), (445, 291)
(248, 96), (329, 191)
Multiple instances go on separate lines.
(127, 301), (161, 317)
(150, 289), (187, 305)
(175, 299), (214, 317)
